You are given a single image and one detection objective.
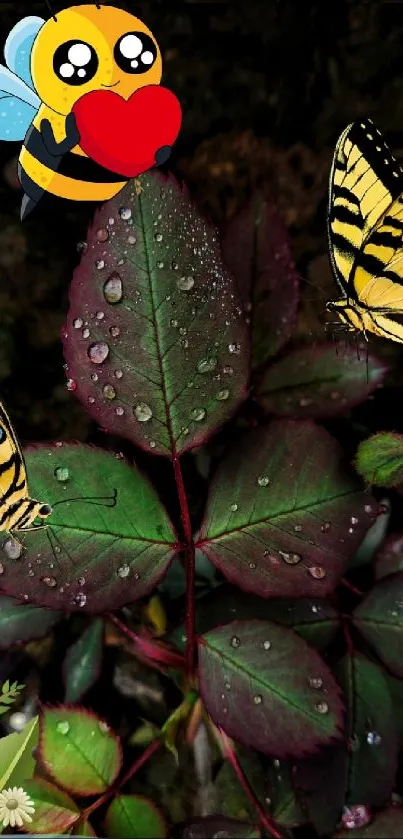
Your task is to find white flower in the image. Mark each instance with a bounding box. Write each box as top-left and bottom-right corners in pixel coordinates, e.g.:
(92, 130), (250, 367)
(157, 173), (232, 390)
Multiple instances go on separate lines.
(0, 786), (35, 828)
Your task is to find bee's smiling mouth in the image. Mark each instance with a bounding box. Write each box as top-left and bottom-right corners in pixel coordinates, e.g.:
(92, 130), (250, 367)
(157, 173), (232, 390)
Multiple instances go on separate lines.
(102, 81), (120, 88)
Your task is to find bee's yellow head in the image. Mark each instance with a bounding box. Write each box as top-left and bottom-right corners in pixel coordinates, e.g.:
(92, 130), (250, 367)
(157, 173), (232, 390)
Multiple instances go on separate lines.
(31, 4), (162, 116)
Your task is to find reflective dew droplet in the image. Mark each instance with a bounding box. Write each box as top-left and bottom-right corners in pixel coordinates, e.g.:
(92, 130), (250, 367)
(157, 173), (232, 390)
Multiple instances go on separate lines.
(117, 564), (130, 579)
(114, 369), (123, 379)
(230, 503), (238, 512)
(3, 538), (22, 560)
(96, 311), (105, 321)
(103, 384), (116, 401)
(364, 504), (373, 514)
(366, 731), (382, 746)
(119, 207), (132, 220)
(54, 466), (69, 482)
(155, 232), (163, 242)
(42, 576), (57, 588)
(309, 677), (323, 690)
(95, 258), (105, 270)
(231, 636), (241, 648)
(56, 721), (70, 735)
(294, 524), (302, 532)
(321, 522), (331, 533)
(73, 317), (83, 329)
(115, 406), (124, 416)
(0, 563), (4, 575)
(88, 342), (109, 364)
(228, 342), (241, 355)
(308, 566), (326, 580)
(315, 701), (329, 714)
(96, 227), (109, 242)
(216, 389), (230, 401)
(77, 241), (87, 254)
(110, 326), (120, 338)
(82, 327), (90, 339)
(341, 805), (371, 830)
(157, 261), (164, 269)
(171, 260), (179, 270)
(66, 378), (77, 392)
(279, 550), (302, 565)
(263, 640), (272, 650)
(253, 694), (263, 705)
(103, 272), (123, 304)
(257, 475), (270, 487)
(197, 357), (217, 374)
(98, 721), (109, 734)
(223, 365), (233, 375)
(91, 373), (98, 382)
(134, 402), (153, 422)
(191, 407), (206, 422)
(351, 516), (359, 525)
(178, 275), (195, 291)
(73, 592), (87, 608)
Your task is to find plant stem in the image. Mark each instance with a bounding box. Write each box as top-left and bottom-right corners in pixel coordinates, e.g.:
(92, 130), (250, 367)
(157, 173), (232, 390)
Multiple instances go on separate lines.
(108, 613), (185, 669)
(219, 728), (284, 839)
(172, 455), (196, 681)
(341, 577), (363, 597)
(83, 739), (161, 819)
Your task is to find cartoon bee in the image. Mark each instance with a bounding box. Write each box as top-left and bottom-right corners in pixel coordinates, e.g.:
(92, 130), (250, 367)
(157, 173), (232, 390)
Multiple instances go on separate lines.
(0, 3), (176, 219)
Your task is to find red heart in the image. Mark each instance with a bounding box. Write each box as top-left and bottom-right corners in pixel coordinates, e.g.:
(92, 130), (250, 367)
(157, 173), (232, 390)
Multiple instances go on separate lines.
(73, 85), (182, 178)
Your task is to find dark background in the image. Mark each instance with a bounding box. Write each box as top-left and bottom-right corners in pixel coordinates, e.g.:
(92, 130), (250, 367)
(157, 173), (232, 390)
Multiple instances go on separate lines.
(0, 0), (402, 445)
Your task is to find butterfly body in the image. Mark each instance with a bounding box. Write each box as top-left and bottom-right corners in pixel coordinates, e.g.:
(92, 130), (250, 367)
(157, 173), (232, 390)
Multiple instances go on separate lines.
(327, 118), (403, 343)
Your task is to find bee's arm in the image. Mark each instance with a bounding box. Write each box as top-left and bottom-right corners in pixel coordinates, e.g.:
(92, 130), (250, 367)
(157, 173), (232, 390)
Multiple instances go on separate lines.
(40, 113), (80, 156)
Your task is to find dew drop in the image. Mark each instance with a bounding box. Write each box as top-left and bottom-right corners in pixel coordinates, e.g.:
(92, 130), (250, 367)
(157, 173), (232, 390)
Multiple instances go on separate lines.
(3, 538), (22, 560)
(257, 475), (270, 487)
(56, 721), (70, 735)
(294, 524), (302, 532)
(351, 516), (359, 525)
(0, 564), (4, 575)
(366, 731), (381, 746)
(231, 636), (241, 648)
(42, 576), (57, 588)
(77, 576), (86, 586)
(341, 805), (371, 830)
(66, 378), (77, 392)
(230, 503), (238, 512)
(171, 319), (178, 328)
(73, 592), (87, 607)
(77, 241), (87, 254)
(110, 326), (120, 337)
(114, 370), (123, 379)
(96, 227), (109, 242)
(96, 311), (105, 321)
(155, 233), (163, 242)
(103, 384), (116, 401)
(178, 275), (195, 291)
(279, 550), (302, 565)
(119, 207), (132, 220)
(95, 258), (105, 270)
(191, 407), (206, 422)
(216, 389), (229, 401)
(134, 402), (153, 422)
(157, 261), (164, 269)
(321, 522), (331, 533)
(197, 357), (217, 374)
(117, 564), (130, 578)
(223, 365), (233, 375)
(73, 317), (83, 329)
(263, 640), (272, 650)
(364, 504), (373, 514)
(309, 677), (323, 690)
(103, 272), (123, 304)
(91, 373), (98, 382)
(54, 466), (69, 482)
(228, 342), (241, 355)
(224, 682), (231, 690)
(88, 342), (109, 364)
(253, 694), (263, 705)
(115, 406), (124, 416)
(315, 701), (329, 714)
(171, 260), (179, 270)
(82, 327), (90, 339)
(88, 396), (95, 404)
(308, 566), (326, 580)
(249, 561), (256, 569)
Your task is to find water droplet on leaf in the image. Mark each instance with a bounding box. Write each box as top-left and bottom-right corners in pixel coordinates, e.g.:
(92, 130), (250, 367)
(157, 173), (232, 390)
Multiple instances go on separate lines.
(96, 227), (109, 242)
(43, 576), (57, 588)
(77, 241), (87, 254)
(95, 258), (105, 270)
(115, 406), (124, 416)
(228, 342), (241, 355)
(341, 805), (371, 830)
(103, 272), (123, 304)
(66, 378), (77, 392)
(257, 475), (270, 487)
(309, 677), (323, 690)
(230, 636), (241, 648)
(134, 403), (153, 422)
(308, 566), (326, 579)
(253, 694), (263, 705)
(178, 275), (194, 291)
(223, 365), (233, 375)
(197, 357), (217, 374)
(73, 317), (83, 329)
(56, 721), (70, 735)
(114, 370), (123, 379)
(191, 407), (206, 422)
(263, 640), (271, 650)
(73, 592), (87, 608)
(315, 701), (329, 714)
(216, 389), (230, 401)
(119, 207), (132, 220)
(279, 550), (302, 565)
(366, 731), (381, 746)
(155, 233), (163, 242)
(110, 326), (120, 337)
(117, 564), (130, 579)
(3, 539), (22, 560)
(82, 327), (90, 339)
(88, 342), (109, 364)
(54, 467), (69, 482)
(103, 384), (116, 400)
(229, 503), (238, 512)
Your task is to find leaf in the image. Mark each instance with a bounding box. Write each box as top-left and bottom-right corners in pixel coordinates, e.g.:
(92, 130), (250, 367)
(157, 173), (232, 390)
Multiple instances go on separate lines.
(355, 432), (403, 487)
(71, 818), (97, 836)
(256, 344), (386, 418)
(353, 573), (403, 677)
(375, 533), (403, 580)
(350, 499), (390, 570)
(334, 652), (397, 806)
(0, 444), (177, 613)
(104, 795), (167, 839)
(335, 805), (403, 837)
(22, 779), (80, 835)
(198, 619), (345, 758)
(62, 174), (249, 459)
(0, 716), (38, 790)
(266, 758), (306, 828)
(197, 421), (377, 598)
(385, 674), (403, 747)
(38, 706), (122, 796)
(294, 744), (348, 837)
(176, 816), (260, 838)
(214, 748), (268, 824)
(221, 193), (299, 369)
(63, 618), (104, 703)
(0, 595), (61, 646)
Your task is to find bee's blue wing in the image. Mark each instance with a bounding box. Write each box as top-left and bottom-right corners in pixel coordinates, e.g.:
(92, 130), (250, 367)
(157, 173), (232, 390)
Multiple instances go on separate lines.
(0, 16), (43, 142)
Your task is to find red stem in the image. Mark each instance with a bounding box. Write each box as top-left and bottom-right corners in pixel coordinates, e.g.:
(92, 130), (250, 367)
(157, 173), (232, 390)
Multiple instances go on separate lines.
(83, 739), (161, 819)
(172, 455), (196, 681)
(108, 613), (185, 669)
(219, 729), (284, 839)
(341, 577), (363, 597)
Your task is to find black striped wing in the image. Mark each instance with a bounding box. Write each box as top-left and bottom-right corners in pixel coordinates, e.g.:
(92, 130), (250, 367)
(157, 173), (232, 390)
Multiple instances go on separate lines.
(0, 401), (28, 515)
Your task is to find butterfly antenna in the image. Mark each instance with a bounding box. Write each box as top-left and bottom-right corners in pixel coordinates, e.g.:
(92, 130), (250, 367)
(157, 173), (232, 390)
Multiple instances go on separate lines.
(51, 488), (118, 509)
(46, 525), (77, 569)
(44, 0), (58, 21)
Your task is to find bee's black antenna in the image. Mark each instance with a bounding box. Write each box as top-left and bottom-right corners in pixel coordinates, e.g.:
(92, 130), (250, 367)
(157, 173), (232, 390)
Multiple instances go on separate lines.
(44, 0), (58, 21)
(95, 2), (102, 7)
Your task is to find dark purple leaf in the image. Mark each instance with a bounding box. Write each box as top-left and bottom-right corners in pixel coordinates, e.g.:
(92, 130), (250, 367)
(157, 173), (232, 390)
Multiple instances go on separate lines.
(256, 344), (387, 419)
(63, 618), (104, 702)
(294, 744), (348, 837)
(177, 816), (260, 839)
(0, 595), (61, 647)
(335, 805), (403, 837)
(375, 533), (403, 580)
(197, 421), (377, 598)
(221, 194), (299, 369)
(198, 619), (345, 758)
(62, 174), (249, 458)
(353, 573), (403, 677)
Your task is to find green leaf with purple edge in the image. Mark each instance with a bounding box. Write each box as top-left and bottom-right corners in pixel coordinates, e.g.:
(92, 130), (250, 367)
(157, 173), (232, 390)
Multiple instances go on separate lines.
(63, 618), (104, 703)
(334, 652), (397, 806)
(62, 174), (249, 459)
(355, 432), (403, 487)
(221, 193), (299, 369)
(293, 744), (348, 837)
(256, 344), (387, 419)
(214, 748), (268, 824)
(197, 420), (377, 598)
(375, 533), (403, 580)
(334, 805), (403, 837)
(176, 817), (260, 838)
(71, 818), (97, 836)
(0, 596), (61, 647)
(22, 779), (80, 835)
(104, 795), (167, 839)
(266, 758), (306, 828)
(198, 619), (345, 758)
(353, 573), (403, 677)
(0, 444), (177, 613)
(38, 706), (122, 796)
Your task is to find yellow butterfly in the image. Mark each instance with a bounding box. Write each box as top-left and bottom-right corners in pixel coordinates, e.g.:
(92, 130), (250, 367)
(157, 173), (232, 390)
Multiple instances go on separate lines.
(327, 117), (403, 342)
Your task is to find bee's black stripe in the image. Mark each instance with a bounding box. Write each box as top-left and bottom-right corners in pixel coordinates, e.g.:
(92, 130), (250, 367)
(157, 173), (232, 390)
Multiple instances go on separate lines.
(24, 125), (128, 185)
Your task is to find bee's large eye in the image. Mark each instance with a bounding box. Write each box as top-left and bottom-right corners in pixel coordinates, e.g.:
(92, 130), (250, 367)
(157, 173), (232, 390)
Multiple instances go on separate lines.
(114, 32), (157, 74)
(53, 40), (98, 85)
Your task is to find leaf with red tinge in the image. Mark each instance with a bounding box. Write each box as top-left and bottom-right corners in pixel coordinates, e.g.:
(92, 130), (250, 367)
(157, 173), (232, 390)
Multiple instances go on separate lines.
(22, 779), (80, 835)
(38, 706), (122, 796)
(0, 444), (177, 613)
(62, 173), (249, 459)
(294, 744), (348, 837)
(104, 795), (167, 838)
(72, 818), (97, 836)
(256, 344), (387, 419)
(221, 193), (299, 369)
(353, 573), (403, 677)
(0, 596), (61, 647)
(334, 652), (397, 806)
(63, 618), (104, 703)
(197, 421), (377, 598)
(177, 816), (260, 838)
(335, 805), (403, 837)
(375, 533), (403, 580)
(198, 619), (345, 758)
(355, 432), (403, 487)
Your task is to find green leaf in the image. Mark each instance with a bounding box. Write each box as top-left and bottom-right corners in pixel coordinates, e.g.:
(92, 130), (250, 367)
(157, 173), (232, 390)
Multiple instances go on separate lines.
(62, 174), (249, 458)
(256, 344), (386, 419)
(334, 652), (397, 806)
(335, 805), (403, 837)
(71, 818), (97, 836)
(355, 432), (403, 487)
(197, 421), (377, 598)
(63, 618), (104, 703)
(38, 706), (122, 796)
(0, 716), (38, 790)
(386, 674), (403, 747)
(266, 758), (306, 827)
(353, 573), (403, 677)
(23, 779), (80, 835)
(0, 596), (61, 647)
(375, 533), (403, 580)
(0, 445), (177, 613)
(104, 795), (167, 839)
(214, 748), (269, 824)
(198, 619), (344, 758)
(2, 681), (9, 695)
